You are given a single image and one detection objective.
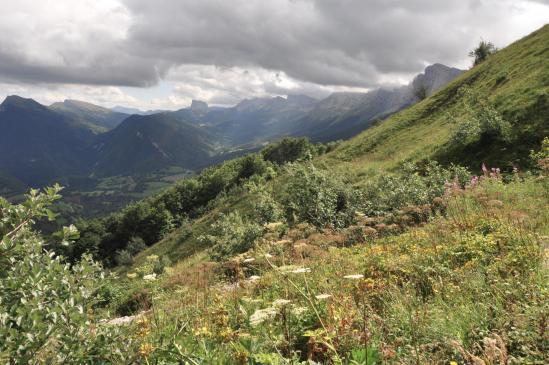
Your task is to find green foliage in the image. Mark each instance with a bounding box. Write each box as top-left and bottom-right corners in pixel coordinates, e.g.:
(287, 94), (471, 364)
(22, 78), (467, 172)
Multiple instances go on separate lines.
(469, 40), (497, 66)
(262, 137), (316, 165)
(450, 87), (512, 148)
(282, 164), (359, 228)
(76, 149), (278, 265)
(200, 212), (264, 261)
(0, 187), (136, 363)
(254, 189), (285, 224)
(115, 249), (134, 266)
(362, 162), (470, 215)
(127, 236), (147, 255)
(530, 136), (549, 171)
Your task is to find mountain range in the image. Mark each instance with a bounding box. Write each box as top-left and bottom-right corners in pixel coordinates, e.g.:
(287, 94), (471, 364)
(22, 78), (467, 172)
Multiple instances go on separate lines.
(0, 63), (462, 200)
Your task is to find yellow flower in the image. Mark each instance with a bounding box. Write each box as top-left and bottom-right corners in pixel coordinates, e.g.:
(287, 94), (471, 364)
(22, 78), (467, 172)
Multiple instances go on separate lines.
(450, 361), (458, 365)
(138, 342), (154, 357)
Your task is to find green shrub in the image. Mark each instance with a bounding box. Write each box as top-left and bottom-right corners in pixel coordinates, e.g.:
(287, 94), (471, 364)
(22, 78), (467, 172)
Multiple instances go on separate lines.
(0, 186), (136, 363)
(451, 87), (512, 147)
(254, 189), (284, 224)
(127, 236), (147, 255)
(261, 137), (316, 165)
(362, 162), (470, 216)
(200, 212), (264, 261)
(115, 249), (133, 266)
(281, 164), (359, 228)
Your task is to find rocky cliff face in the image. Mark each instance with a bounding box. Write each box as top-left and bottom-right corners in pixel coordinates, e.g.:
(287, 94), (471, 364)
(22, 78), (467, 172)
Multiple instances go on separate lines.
(190, 100), (209, 115)
(411, 63), (463, 99)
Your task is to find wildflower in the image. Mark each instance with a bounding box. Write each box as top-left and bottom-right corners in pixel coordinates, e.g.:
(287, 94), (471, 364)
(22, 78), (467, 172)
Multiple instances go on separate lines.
(126, 272), (137, 279)
(272, 299), (291, 307)
(274, 239), (292, 246)
(292, 306), (308, 316)
(138, 342), (154, 357)
(249, 307), (277, 326)
(146, 254), (159, 262)
(247, 275), (261, 281)
(193, 326), (212, 337)
(344, 274), (364, 280)
(291, 267), (311, 274)
(265, 222), (284, 231)
(143, 273), (157, 281)
(359, 278), (376, 291)
(241, 297), (262, 303)
(220, 326), (236, 341)
(315, 294), (332, 300)
(450, 362), (458, 365)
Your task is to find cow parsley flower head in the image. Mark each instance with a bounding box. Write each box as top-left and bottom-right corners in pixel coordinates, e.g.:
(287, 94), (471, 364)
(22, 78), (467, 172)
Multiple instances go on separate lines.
(344, 274), (364, 280)
(272, 299), (292, 307)
(291, 267), (311, 274)
(143, 273), (157, 281)
(250, 307), (277, 326)
(315, 294), (332, 300)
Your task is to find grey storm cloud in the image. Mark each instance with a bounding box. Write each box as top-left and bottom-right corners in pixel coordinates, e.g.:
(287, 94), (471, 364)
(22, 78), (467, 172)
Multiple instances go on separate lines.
(0, 48), (165, 87)
(0, 0), (547, 90)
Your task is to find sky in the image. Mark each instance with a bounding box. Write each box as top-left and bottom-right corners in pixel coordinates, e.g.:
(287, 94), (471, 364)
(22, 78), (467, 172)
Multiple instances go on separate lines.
(0, 0), (547, 110)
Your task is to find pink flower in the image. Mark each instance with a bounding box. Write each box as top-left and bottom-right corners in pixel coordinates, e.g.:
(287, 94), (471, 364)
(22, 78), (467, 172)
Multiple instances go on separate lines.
(481, 163), (488, 175)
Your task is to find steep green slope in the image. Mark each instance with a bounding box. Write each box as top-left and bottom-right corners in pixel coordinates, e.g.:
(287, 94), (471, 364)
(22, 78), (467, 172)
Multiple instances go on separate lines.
(324, 24), (548, 179)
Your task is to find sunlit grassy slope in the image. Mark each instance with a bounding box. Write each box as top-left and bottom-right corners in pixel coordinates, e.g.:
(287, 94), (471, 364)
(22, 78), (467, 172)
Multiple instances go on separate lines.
(322, 24), (548, 182)
(134, 24), (548, 267)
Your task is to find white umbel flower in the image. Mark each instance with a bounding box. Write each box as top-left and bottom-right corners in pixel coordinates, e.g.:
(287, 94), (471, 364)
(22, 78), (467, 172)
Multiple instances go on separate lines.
(143, 273), (157, 281)
(250, 307), (277, 326)
(343, 274), (364, 280)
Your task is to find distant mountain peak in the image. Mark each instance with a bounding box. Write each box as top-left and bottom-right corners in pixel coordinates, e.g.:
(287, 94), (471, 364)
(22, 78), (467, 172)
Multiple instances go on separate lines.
(190, 100), (208, 114)
(411, 63), (463, 98)
(0, 95), (46, 112)
(287, 94), (318, 107)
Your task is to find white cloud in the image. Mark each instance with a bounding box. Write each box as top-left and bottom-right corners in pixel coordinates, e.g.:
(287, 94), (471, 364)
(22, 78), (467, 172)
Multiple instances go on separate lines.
(0, 0), (547, 109)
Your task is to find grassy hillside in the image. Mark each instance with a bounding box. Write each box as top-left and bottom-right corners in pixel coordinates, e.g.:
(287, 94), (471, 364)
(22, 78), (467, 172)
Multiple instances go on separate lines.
(121, 170), (548, 364)
(323, 24), (548, 179)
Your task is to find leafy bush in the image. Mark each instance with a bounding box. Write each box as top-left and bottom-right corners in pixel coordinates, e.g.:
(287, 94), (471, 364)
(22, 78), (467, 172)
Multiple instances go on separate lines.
(469, 40), (497, 66)
(200, 212), (264, 261)
(253, 189), (284, 224)
(451, 87), (512, 147)
(362, 162), (470, 216)
(0, 186), (136, 363)
(126, 236), (147, 255)
(281, 164), (359, 228)
(262, 137), (316, 165)
(115, 248), (134, 266)
(530, 136), (549, 172)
